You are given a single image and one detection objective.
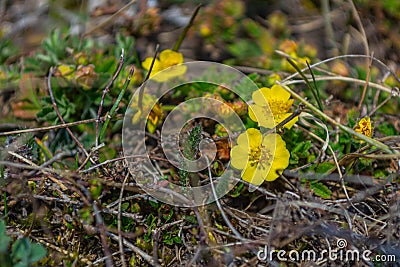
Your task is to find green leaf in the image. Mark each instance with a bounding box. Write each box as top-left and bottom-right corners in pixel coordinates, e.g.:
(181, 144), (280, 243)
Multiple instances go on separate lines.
(11, 238), (30, 265)
(315, 162), (335, 173)
(310, 181), (332, 199)
(163, 238), (173, 246)
(162, 210), (173, 222)
(0, 220), (6, 236)
(36, 107), (57, 122)
(121, 202), (130, 212)
(230, 183), (244, 197)
(376, 122), (398, 136)
(243, 18), (262, 38)
(172, 236), (182, 244)
(95, 58), (117, 73)
(28, 243), (47, 263)
(183, 215), (197, 224)
(0, 221), (11, 253)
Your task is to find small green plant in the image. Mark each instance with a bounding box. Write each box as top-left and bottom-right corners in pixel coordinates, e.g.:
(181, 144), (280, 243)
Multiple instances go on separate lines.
(0, 220), (47, 267)
(179, 124), (203, 186)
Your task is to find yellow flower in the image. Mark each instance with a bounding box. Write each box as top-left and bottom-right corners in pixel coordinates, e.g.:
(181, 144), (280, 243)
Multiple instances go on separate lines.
(130, 93), (163, 133)
(249, 85), (298, 129)
(200, 24), (211, 37)
(281, 52), (310, 73)
(278, 39), (311, 73)
(279, 39), (298, 54)
(230, 128), (290, 185)
(142, 49), (187, 82)
(355, 116), (373, 138)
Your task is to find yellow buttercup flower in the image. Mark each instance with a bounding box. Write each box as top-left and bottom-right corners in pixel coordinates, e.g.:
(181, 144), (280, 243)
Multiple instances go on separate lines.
(355, 116), (373, 138)
(142, 49), (187, 82)
(230, 128), (290, 185)
(249, 85), (298, 129)
(130, 93), (163, 133)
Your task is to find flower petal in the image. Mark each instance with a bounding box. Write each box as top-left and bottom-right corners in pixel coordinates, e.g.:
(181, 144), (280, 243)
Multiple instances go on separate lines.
(230, 145), (249, 170)
(159, 49), (184, 67)
(248, 104), (258, 122)
(241, 164), (264, 186)
(257, 165), (273, 182)
(142, 58), (161, 73)
(249, 105), (275, 128)
(262, 134), (290, 181)
(152, 65), (187, 82)
(261, 133), (277, 153)
(264, 168), (281, 181)
(237, 128), (262, 148)
(267, 155), (289, 181)
(252, 88), (269, 106)
(270, 85), (291, 101)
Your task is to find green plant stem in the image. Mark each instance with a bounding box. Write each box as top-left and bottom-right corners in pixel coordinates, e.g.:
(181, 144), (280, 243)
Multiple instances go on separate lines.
(99, 66), (135, 143)
(286, 75), (393, 94)
(172, 4), (202, 52)
(277, 82), (397, 154)
(96, 49), (125, 147)
(287, 58), (324, 112)
(281, 54), (400, 86)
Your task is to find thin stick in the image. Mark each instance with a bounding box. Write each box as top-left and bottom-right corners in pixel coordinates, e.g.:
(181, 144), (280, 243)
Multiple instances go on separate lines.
(96, 49), (125, 146)
(47, 68), (96, 165)
(79, 184), (114, 267)
(286, 75), (393, 94)
(81, 154), (177, 173)
(76, 144), (104, 172)
(139, 44), (160, 110)
(117, 173), (130, 267)
(108, 232), (162, 267)
(7, 151), (68, 191)
(367, 92), (392, 117)
(173, 4), (202, 52)
(205, 157), (259, 259)
(357, 52), (374, 113)
(98, 65), (134, 143)
(83, 0), (137, 36)
(277, 81), (396, 154)
(264, 104), (305, 135)
(321, 0), (338, 55)
(0, 116), (120, 137)
(206, 162), (242, 240)
(348, 0), (370, 57)
(0, 161), (57, 172)
(286, 58), (324, 111)
(281, 54), (400, 84)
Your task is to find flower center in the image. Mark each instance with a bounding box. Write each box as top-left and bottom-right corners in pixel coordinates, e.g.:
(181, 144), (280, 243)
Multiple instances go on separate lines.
(248, 145), (272, 169)
(269, 98), (291, 114)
